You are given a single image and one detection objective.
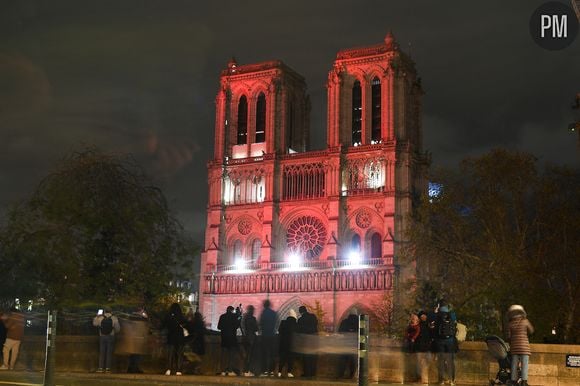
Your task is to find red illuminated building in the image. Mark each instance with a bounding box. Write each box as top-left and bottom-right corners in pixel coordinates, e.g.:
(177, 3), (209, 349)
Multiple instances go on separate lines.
(200, 33), (428, 330)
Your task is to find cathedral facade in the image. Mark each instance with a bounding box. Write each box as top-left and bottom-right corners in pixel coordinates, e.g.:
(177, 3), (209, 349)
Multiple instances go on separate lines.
(200, 33), (427, 330)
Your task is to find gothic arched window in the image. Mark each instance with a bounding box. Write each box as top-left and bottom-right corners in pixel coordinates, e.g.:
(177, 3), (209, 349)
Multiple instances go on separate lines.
(352, 81), (362, 145)
(255, 93), (266, 143)
(251, 238), (261, 262)
(371, 232), (382, 259)
(233, 239), (243, 261)
(237, 96), (248, 145)
(352, 233), (361, 251)
(371, 77), (381, 143)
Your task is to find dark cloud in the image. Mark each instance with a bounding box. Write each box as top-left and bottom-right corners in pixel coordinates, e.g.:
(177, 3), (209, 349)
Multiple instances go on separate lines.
(0, 0), (578, 240)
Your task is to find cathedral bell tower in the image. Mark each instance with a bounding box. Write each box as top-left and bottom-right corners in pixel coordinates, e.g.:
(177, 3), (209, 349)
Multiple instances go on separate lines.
(213, 59), (310, 161)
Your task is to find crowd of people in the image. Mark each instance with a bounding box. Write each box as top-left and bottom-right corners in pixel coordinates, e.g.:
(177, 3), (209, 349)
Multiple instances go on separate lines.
(402, 300), (534, 386)
(0, 300), (535, 384)
(402, 299), (462, 386)
(215, 300), (321, 378)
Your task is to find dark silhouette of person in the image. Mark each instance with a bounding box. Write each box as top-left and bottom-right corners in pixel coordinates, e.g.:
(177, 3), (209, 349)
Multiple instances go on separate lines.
(297, 305), (318, 377)
(217, 305), (240, 376)
(258, 299), (278, 376)
(240, 305), (258, 376)
(277, 309), (298, 377)
(162, 303), (186, 376)
(183, 310), (206, 375)
(337, 312), (358, 379)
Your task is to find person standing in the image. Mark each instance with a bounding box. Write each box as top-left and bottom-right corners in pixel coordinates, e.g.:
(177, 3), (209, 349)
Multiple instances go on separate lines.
(416, 311), (433, 385)
(124, 307), (148, 374)
(297, 305), (318, 377)
(506, 305), (534, 386)
(278, 309), (298, 378)
(433, 300), (457, 386)
(92, 307), (121, 373)
(403, 313), (421, 383)
(337, 312), (358, 379)
(183, 310), (206, 375)
(163, 303), (186, 376)
(0, 307), (25, 371)
(218, 305), (240, 376)
(0, 315), (7, 367)
(240, 305), (258, 377)
(258, 299), (277, 376)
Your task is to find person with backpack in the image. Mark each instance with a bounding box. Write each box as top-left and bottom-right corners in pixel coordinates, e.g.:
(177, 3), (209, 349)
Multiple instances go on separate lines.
(433, 300), (457, 386)
(92, 307), (121, 373)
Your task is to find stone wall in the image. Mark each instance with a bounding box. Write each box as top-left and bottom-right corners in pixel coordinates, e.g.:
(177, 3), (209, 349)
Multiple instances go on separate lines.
(17, 334), (580, 385)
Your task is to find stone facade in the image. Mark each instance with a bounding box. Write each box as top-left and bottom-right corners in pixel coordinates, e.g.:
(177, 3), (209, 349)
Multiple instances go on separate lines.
(200, 33), (428, 330)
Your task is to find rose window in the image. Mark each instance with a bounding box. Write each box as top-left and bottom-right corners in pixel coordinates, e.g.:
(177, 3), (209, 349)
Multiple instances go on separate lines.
(286, 215), (327, 259)
(355, 210), (371, 229)
(238, 219), (252, 235)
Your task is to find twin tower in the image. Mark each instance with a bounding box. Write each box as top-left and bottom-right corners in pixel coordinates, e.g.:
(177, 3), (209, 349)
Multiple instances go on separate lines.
(200, 33), (427, 330)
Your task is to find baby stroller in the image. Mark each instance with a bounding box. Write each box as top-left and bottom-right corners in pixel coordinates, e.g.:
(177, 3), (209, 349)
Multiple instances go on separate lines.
(485, 335), (520, 385)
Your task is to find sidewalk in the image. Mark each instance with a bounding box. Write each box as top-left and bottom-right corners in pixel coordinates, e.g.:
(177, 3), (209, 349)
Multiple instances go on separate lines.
(0, 371), (370, 386)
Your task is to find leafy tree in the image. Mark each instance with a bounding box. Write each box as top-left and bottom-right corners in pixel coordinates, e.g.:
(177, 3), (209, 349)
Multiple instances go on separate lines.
(0, 148), (195, 309)
(404, 149), (579, 343)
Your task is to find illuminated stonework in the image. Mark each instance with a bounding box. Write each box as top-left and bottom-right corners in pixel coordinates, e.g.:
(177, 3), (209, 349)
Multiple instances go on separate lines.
(237, 219), (252, 235)
(356, 209), (372, 229)
(200, 33), (427, 331)
(286, 216), (327, 259)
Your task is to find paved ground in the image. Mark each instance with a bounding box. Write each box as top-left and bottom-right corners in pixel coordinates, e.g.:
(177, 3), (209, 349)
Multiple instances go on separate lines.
(0, 371), (369, 386)
(0, 370), (481, 386)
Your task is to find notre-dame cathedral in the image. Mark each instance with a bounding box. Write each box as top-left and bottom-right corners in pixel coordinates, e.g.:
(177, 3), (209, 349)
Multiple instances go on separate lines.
(199, 33), (427, 330)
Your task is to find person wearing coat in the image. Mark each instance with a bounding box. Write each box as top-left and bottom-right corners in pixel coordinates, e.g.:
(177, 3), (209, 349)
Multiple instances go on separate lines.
(337, 312), (359, 379)
(416, 311), (433, 385)
(506, 305), (534, 386)
(240, 305), (258, 377)
(163, 303), (187, 376)
(258, 299), (278, 376)
(297, 305), (318, 377)
(218, 305), (240, 376)
(183, 310), (206, 375)
(0, 308), (25, 371)
(277, 309), (298, 378)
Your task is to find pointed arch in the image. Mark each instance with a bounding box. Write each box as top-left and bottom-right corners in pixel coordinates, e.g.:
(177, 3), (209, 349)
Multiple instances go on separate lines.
(255, 92), (266, 143)
(237, 95), (248, 145)
(371, 76), (381, 143)
(351, 80), (362, 145)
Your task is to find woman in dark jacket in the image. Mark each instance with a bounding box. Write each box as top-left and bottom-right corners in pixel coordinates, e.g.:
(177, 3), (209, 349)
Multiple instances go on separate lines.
(163, 303), (186, 376)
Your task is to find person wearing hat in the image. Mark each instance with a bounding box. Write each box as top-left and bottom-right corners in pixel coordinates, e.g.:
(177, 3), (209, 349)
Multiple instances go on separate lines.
(506, 305), (534, 386)
(92, 307), (121, 373)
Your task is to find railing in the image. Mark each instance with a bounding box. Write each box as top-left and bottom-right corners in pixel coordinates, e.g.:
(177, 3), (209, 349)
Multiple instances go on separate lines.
(203, 266), (394, 295)
(210, 257), (392, 273)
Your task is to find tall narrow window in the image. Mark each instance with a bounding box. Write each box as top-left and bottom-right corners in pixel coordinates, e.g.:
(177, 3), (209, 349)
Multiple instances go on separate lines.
(251, 239), (261, 262)
(351, 234), (361, 251)
(237, 96), (248, 145)
(371, 232), (382, 259)
(255, 93), (266, 143)
(233, 240), (243, 262)
(351, 80), (362, 145)
(371, 77), (381, 143)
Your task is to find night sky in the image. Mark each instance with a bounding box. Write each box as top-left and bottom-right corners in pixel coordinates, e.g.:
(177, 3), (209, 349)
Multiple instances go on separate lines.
(1, 0), (578, 243)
